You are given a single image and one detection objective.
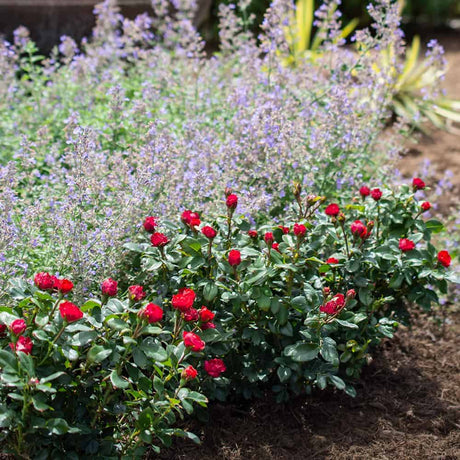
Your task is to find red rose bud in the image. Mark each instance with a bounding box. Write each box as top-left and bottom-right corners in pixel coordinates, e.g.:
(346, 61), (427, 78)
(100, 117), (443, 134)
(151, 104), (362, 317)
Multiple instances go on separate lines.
(190, 218), (201, 228)
(278, 225), (289, 234)
(10, 336), (33, 355)
(248, 230), (258, 238)
(204, 358), (226, 378)
(143, 216), (158, 233)
(326, 257), (339, 265)
(10, 319), (26, 335)
(141, 303), (163, 323)
(359, 186), (371, 198)
(172, 288), (196, 312)
(101, 278), (118, 297)
(201, 321), (216, 330)
(228, 249), (241, 267)
(0, 324), (6, 336)
(437, 250), (451, 268)
(371, 188), (382, 201)
(128, 285), (146, 302)
(346, 289), (356, 299)
(199, 307), (215, 323)
(224, 187), (233, 197)
(183, 308), (199, 322)
(226, 194), (238, 210)
(323, 287), (331, 296)
(399, 238), (415, 252)
(182, 365), (198, 381)
(272, 242), (281, 253)
(59, 301), (83, 323)
(202, 226), (217, 239)
(293, 223), (307, 237)
(183, 331), (205, 352)
(264, 232), (274, 245)
(151, 232), (169, 247)
(412, 177), (426, 191)
(56, 278), (73, 294)
(34, 272), (55, 291)
(325, 203), (340, 216)
(421, 201), (431, 212)
(350, 220), (367, 238)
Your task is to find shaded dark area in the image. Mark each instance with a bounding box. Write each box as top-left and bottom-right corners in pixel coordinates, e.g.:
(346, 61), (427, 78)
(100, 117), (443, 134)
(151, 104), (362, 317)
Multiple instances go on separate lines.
(157, 311), (459, 459)
(0, 4), (154, 54)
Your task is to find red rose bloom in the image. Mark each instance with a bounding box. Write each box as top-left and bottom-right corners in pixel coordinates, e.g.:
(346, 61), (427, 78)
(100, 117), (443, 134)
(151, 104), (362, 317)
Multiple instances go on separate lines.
(359, 186), (371, 197)
(183, 308), (199, 322)
(350, 220), (367, 238)
(190, 218), (201, 228)
(11, 336), (33, 355)
(437, 250), (451, 268)
(228, 249), (241, 267)
(181, 210), (200, 225)
(172, 288), (196, 312)
(325, 203), (340, 216)
(272, 242), (280, 253)
(399, 238), (415, 252)
(59, 301), (83, 323)
(34, 272), (55, 291)
(264, 232), (274, 245)
(55, 278), (73, 294)
(182, 365), (198, 381)
(371, 188), (382, 201)
(412, 177), (426, 191)
(201, 321), (216, 330)
(326, 257), (339, 265)
(101, 278), (118, 297)
(183, 331), (205, 352)
(151, 232), (169, 248)
(278, 225), (289, 234)
(226, 194), (238, 210)
(320, 293), (345, 315)
(421, 201), (431, 211)
(248, 230), (258, 238)
(10, 319), (26, 335)
(128, 285), (146, 302)
(204, 358), (226, 378)
(293, 223), (307, 237)
(141, 303), (163, 323)
(202, 226), (217, 239)
(143, 216), (158, 233)
(199, 307), (215, 323)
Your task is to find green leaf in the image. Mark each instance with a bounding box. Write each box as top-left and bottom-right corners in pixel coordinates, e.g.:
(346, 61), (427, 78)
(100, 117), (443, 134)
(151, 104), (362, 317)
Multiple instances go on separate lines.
(335, 319), (359, 329)
(329, 375), (346, 390)
(320, 337), (339, 365)
(110, 370), (130, 389)
(425, 219), (444, 234)
(140, 338), (168, 362)
(70, 331), (97, 347)
(41, 371), (65, 383)
(80, 299), (101, 312)
(46, 418), (69, 435)
(277, 366), (292, 383)
(284, 343), (319, 362)
(203, 282), (218, 302)
(0, 350), (18, 372)
(105, 316), (129, 331)
(87, 345), (112, 363)
(358, 287), (373, 307)
(32, 395), (51, 412)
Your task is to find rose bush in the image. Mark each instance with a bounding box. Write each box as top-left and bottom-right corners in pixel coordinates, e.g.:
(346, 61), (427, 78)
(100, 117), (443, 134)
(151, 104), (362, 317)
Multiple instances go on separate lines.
(0, 279), (216, 457)
(124, 181), (455, 403)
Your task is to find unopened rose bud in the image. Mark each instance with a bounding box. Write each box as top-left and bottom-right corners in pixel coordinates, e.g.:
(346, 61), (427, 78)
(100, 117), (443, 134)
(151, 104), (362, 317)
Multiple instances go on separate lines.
(293, 182), (302, 199)
(306, 194), (317, 205)
(346, 289), (356, 299)
(29, 378), (39, 385)
(338, 212), (346, 223)
(225, 187), (232, 197)
(323, 287), (331, 296)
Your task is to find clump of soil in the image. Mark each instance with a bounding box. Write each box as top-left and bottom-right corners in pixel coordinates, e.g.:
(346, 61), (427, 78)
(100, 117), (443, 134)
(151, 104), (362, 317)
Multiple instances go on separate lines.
(158, 311), (459, 459)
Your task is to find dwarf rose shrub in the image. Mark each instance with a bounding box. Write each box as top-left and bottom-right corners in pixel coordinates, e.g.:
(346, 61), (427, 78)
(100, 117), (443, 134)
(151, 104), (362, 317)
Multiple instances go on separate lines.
(124, 183), (456, 402)
(0, 278), (217, 457)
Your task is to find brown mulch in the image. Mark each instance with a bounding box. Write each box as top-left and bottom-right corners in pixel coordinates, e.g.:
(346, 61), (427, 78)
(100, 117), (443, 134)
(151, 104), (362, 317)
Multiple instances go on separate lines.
(158, 311), (459, 460)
